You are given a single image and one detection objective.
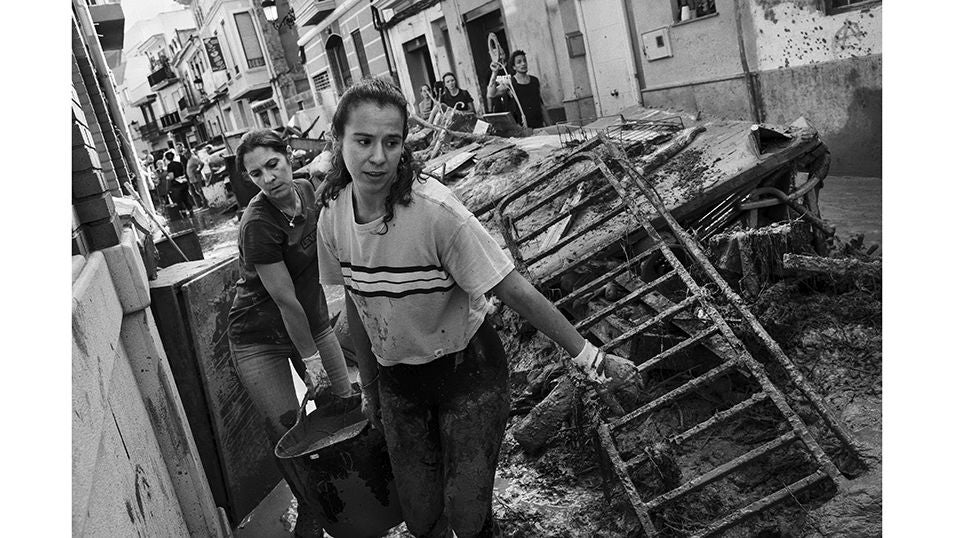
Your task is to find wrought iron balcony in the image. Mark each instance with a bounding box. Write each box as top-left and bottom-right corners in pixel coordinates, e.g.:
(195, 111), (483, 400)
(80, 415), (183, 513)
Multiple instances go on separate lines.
(159, 111), (182, 129)
(147, 64), (177, 89)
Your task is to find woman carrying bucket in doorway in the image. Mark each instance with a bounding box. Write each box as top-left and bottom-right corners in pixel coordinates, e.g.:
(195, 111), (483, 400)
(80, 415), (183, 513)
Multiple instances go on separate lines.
(226, 129), (361, 537)
(316, 77), (637, 537)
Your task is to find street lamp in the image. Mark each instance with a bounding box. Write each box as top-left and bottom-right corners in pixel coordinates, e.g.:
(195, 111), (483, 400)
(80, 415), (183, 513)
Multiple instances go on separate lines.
(261, 0), (296, 30)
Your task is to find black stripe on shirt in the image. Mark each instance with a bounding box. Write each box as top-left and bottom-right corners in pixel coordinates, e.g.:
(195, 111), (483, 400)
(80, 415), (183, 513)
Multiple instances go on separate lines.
(348, 275), (451, 286)
(341, 261), (444, 274)
(345, 283), (456, 299)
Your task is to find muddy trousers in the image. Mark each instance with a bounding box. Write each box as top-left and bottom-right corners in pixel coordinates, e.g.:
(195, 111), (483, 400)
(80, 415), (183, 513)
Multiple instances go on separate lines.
(229, 325), (350, 537)
(378, 319), (510, 538)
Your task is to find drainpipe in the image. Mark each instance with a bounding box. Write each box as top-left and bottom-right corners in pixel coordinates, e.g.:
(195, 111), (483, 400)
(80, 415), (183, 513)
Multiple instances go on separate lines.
(371, 6), (397, 85)
(732, 0), (763, 123)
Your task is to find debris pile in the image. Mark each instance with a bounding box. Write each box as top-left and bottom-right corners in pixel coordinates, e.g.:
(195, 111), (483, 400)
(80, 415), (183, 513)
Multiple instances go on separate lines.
(393, 108), (882, 537)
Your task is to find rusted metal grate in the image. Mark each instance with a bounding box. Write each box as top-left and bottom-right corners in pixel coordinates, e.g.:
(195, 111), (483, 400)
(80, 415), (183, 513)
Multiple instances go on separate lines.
(494, 134), (866, 537)
(556, 115), (684, 149)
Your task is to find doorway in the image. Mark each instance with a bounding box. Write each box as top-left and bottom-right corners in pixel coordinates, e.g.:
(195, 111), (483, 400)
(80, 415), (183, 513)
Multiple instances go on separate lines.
(403, 35), (436, 100)
(464, 7), (509, 112)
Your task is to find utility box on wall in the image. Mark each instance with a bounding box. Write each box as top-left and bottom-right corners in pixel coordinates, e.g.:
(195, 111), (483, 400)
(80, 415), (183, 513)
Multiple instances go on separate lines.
(642, 27), (673, 61)
(149, 257), (281, 526)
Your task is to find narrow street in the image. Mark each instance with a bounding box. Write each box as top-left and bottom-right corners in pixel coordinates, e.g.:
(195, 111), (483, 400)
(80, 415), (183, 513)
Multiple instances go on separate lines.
(69, 0), (886, 536)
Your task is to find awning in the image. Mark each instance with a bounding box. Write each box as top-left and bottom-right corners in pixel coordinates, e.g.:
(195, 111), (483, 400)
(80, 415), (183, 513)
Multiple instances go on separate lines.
(231, 84), (272, 102)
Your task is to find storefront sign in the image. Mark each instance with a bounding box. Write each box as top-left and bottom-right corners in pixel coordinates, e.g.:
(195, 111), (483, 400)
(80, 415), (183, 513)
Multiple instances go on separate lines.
(204, 37), (227, 72)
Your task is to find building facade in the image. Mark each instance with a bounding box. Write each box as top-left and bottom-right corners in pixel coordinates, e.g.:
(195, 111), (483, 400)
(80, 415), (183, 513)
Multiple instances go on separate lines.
(118, 0), (317, 154)
(293, 0), (390, 137)
(622, 0), (882, 175)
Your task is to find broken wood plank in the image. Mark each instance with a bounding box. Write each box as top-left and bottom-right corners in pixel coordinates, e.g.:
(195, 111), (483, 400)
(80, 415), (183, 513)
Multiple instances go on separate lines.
(512, 377), (577, 454)
(426, 151), (474, 177)
(782, 253), (881, 280)
(539, 183), (585, 252)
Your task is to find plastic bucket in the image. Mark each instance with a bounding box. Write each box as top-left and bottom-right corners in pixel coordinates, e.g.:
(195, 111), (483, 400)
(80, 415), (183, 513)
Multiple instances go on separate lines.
(276, 397), (403, 537)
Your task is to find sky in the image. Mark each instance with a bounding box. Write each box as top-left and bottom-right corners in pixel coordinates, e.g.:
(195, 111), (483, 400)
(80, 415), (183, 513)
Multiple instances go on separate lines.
(121, 0), (189, 27)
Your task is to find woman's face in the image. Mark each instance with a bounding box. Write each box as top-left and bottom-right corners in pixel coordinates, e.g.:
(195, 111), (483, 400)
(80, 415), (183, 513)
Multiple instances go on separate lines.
(243, 146), (293, 199)
(513, 54), (528, 74)
(341, 102), (405, 197)
(443, 75), (458, 92)
(420, 86), (430, 98)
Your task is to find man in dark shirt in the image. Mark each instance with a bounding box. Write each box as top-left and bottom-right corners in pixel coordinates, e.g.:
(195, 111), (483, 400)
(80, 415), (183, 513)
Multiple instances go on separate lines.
(165, 150), (194, 218)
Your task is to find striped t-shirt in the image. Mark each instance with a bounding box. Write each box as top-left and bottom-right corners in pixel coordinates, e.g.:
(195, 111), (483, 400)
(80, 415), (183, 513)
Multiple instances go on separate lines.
(317, 177), (514, 365)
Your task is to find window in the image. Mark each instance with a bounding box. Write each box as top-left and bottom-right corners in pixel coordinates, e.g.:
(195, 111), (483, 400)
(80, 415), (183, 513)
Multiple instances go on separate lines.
(824, 0), (879, 14)
(326, 35), (352, 95)
(313, 71), (331, 105)
(672, 0), (717, 23)
(236, 101), (249, 128)
(258, 110), (271, 128)
(313, 71), (331, 91)
(234, 12), (267, 68)
(351, 30), (370, 77)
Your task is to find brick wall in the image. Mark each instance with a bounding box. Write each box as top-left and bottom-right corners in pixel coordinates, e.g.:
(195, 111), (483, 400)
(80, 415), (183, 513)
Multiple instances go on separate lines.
(72, 16), (131, 195)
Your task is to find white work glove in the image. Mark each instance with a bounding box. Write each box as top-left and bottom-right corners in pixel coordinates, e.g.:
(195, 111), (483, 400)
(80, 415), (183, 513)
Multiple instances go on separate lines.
(570, 341), (609, 383)
(301, 351), (331, 398)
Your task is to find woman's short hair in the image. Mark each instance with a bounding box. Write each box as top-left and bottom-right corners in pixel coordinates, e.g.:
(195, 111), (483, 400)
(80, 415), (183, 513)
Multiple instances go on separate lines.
(441, 72), (456, 83)
(508, 49), (527, 71)
(235, 129), (287, 173)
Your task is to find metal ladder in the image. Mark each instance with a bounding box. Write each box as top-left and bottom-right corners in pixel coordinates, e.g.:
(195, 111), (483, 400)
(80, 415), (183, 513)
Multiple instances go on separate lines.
(494, 134), (866, 537)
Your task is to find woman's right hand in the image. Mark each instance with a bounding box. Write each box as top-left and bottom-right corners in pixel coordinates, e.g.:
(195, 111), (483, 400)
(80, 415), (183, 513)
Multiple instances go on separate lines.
(361, 382), (383, 430)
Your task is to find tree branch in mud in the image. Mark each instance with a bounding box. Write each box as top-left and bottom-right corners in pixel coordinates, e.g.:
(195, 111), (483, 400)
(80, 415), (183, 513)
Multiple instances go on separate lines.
(409, 113), (494, 144)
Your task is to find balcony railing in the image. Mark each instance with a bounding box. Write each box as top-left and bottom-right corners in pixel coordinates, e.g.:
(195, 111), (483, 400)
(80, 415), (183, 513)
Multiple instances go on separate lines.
(138, 121), (160, 139)
(159, 111), (182, 129)
(147, 64), (177, 89)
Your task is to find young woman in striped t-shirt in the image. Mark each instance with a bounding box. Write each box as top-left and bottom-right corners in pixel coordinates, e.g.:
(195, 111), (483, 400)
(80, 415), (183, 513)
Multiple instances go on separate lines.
(317, 78), (634, 538)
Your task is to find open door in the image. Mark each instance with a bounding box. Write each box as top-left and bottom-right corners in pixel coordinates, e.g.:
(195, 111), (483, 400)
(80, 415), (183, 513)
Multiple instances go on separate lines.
(403, 35), (436, 100)
(464, 7), (509, 112)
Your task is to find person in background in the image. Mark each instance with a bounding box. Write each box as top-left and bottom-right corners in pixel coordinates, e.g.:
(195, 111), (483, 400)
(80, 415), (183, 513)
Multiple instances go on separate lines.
(317, 78), (635, 538)
(175, 142), (187, 163)
(140, 150), (159, 208)
(486, 49), (551, 128)
(185, 146), (209, 208)
(438, 72), (475, 113)
(155, 152), (172, 209)
(227, 129), (361, 537)
(416, 85), (434, 117)
(165, 150), (194, 218)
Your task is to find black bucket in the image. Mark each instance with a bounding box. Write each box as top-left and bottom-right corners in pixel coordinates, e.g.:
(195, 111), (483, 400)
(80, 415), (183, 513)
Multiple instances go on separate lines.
(275, 397), (403, 537)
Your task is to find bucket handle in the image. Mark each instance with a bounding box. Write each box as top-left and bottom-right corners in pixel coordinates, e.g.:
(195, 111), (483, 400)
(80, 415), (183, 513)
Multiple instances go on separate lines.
(293, 389), (314, 429)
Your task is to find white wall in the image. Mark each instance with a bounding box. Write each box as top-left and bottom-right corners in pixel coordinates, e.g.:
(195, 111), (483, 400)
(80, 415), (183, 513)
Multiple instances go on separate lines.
(745, 0), (882, 70)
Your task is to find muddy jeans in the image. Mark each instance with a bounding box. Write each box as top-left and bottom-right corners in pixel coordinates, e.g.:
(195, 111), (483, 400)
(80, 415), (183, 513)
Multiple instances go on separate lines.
(378, 318), (510, 538)
(229, 325), (349, 537)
